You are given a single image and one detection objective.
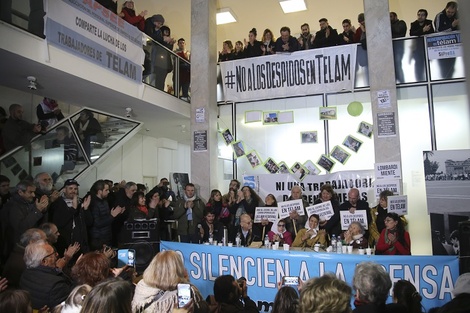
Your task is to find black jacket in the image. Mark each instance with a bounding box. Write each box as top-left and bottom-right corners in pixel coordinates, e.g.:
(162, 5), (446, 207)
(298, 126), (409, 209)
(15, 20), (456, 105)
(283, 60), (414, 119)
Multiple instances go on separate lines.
(20, 265), (73, 310)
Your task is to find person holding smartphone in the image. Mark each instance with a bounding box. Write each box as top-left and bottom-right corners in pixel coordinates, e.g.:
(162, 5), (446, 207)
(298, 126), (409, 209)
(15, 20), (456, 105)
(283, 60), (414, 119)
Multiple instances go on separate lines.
(209, 275), (258, 313)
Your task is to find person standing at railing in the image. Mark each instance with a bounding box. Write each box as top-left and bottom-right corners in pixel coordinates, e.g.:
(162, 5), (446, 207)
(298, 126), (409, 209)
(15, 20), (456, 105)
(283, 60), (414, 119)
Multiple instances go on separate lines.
(174, 38), (191, 101)
(409, 9), (435, 82)
(390, 12), (407, 84)
(312, 18), (339, 48)
(275, 26), (300, 53)
(2, 104), (42, 152)
(434, 1), (459, 80)
(119, 0), (147, 32)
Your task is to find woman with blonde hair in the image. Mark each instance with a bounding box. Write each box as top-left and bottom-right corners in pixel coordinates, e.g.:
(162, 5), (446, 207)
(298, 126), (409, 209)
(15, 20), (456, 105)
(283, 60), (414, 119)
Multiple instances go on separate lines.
(132, 250), (208, 312)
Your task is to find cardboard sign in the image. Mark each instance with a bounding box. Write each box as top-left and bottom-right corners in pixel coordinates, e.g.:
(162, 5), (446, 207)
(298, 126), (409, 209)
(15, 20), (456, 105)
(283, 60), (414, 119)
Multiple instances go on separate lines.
(278, 199), (305, 219)
(388, 195), (408, 215)
(305, 201), (335, 222)
(340, 210), (368, 230)
(253, 207), (278, 223)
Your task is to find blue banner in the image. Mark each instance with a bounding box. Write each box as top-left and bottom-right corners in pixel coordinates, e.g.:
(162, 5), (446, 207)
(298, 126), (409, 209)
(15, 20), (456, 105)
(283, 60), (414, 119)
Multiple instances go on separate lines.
(161, 241), (459, 312)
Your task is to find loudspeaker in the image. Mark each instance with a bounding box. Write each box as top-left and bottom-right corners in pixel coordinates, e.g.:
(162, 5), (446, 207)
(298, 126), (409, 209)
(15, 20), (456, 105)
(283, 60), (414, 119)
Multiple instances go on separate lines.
(120, 220), (159, 243)
(119, 221), (160, 274)
(458, 221), (470, 274)
(120, 241), (160, 274)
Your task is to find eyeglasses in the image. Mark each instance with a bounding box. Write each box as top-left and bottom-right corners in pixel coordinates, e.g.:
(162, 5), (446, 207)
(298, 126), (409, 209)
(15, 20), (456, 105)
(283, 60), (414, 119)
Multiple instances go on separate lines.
(42, 250), (58, 261)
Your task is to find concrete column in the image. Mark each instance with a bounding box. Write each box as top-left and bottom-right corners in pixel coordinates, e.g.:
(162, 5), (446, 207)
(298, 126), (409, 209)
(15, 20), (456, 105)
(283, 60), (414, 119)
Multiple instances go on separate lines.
(364, 0), (402, 167)
(190, 0), (218, 200)
(460, 2), (470, 118)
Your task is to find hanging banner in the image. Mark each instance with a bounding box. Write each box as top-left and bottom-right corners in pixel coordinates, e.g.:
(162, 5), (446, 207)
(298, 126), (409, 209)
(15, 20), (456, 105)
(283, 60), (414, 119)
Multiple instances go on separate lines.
(426, 32), (462, 60)
(45, 0), (144, 83)
(220, 45), (357, 102)
(243, 170), (375, 207)
(161, 241), (459, 312)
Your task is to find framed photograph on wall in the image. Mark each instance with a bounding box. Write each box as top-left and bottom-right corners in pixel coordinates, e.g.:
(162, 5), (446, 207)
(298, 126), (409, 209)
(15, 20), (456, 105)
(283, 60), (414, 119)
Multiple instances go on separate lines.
(232, 141), (246, 158)
(300, 131), (318, 143)
(343, 135), (363, 153)
(319, 107), (337, 120)
(277, 161), (291, 174)
(303, 160), (321, 175)
(358, 121), (373, 138)
(263, 111), (279, 124)
(317, 154), (335, 172)
(220, 128), (234, 145)
(245, 110), (262, 123)
(330, 146), (351, 165)
(246, 150), (261, 168)
(290, 162), (309, 181)
(263, 157), (280, 174)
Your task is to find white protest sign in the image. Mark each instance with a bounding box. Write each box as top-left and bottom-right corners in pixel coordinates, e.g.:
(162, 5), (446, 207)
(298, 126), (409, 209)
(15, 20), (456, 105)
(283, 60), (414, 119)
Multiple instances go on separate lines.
(374, 180), (401, 199)
(305, 201), (335, 222)
(253, 207), (278, 223)
(340, 210), (368, 230)
(277, 199), (305, 219)
(375, 162), (401, 180)
(388, 195), (408, 215)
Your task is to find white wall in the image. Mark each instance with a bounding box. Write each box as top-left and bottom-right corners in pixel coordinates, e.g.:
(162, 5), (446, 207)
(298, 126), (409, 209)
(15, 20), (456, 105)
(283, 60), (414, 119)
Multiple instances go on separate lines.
(79, 134), (190, 192)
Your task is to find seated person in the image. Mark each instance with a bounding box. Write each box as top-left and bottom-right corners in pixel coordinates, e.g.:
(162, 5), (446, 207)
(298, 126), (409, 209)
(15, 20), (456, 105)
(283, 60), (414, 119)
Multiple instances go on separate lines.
(292, 214), (327, 248)
(194, 209), (224, 244)
(376, 213), (411, 255)
(339, 221), (368, 249)
(229, 213), (261, 247)
(208, 275), (258, 313)
(20, 241), (73, 310)
(267, 219), (293, 246)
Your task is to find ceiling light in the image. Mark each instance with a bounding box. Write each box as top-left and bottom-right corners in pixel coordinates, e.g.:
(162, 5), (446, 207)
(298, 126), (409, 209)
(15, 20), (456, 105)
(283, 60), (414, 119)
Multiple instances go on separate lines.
(279, 0), (307, 14)
(217, 8), (237, 25)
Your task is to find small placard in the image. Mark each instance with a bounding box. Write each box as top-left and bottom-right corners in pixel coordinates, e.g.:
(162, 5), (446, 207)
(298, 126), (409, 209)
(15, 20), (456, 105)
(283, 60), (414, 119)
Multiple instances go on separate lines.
(340, 210), (369, 230)
(388, 195), (408, 215)
(305, 201), (334, 222)
(375, 162), (402, 180)
(277, 199), (305, 219)
(374, 180), (401, 199)
(193, 130), (207, 152)
(253, 207), (278, 223)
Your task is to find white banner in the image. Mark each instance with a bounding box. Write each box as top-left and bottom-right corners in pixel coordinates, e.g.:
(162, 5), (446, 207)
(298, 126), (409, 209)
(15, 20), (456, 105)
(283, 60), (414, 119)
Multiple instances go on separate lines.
(340, 210), (369, 230)
(306, 201), (334, 222)
(244, 170), (375, 206)
(278, 199), (305, 219)
(220, 45), (357, 102)
(46, 0), (144, 82)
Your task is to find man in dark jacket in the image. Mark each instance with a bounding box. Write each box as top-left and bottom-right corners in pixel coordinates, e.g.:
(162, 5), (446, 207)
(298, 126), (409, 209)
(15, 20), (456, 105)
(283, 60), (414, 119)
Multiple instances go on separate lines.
(3, 181), (48, 258)
(20, 241), (72, 310)
(312, 18), (339, 48)
(274, 26), (300, 52)
(2, 103), (42, 152)
(49, 179), (91, 256)
(434, 1), (459, 80)
(88, 179), (125, 250)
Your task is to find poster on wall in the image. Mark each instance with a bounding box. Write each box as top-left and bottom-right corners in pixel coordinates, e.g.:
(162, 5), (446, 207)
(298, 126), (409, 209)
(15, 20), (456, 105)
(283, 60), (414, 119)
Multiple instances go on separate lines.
(423, 149), (470, 255)
(170, 172), (190, 200)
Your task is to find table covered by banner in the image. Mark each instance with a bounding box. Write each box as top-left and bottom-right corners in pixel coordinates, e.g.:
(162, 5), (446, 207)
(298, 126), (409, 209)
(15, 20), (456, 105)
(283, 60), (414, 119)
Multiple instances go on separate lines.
(161, 241), (458, 312)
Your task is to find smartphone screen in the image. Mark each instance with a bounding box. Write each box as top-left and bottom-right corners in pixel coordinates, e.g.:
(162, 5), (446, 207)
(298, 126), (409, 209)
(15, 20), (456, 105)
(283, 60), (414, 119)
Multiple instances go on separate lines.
(283, 276), (299, 286)
(177, 283), (191, 308)
(117, 249), (135, 267)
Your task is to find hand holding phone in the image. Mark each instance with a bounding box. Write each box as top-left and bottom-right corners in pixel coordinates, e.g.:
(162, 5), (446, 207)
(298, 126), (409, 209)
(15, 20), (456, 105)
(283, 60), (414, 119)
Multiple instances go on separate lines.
(282, 276), (299, 286)
(177, 283), (192, 308)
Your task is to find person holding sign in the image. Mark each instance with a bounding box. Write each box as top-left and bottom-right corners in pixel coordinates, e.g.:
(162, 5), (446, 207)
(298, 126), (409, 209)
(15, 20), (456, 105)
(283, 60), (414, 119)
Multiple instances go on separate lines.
(254, 194), (276, 240)
(292, 214), (327, 248)
(376, 213), (411, 255)
(315, 185), (341, 238)
(267, 219), (293, 246)
(339, 221), (368, 249)
(369, 190), (407, 246)
(284, 186), (308, 239)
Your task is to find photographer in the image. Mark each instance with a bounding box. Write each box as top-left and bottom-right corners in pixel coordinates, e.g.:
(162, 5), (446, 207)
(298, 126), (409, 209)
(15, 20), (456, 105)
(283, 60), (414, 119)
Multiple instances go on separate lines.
(208, 275), (258, 313)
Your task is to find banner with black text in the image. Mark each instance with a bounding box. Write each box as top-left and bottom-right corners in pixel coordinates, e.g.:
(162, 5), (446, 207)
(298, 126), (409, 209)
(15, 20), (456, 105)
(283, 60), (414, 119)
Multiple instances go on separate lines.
(220, 45), (357, 102)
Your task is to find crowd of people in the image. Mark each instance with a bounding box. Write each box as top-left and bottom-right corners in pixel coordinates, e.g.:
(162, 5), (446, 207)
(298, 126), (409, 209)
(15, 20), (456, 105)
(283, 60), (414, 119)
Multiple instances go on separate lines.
(218, 2), (459, 63)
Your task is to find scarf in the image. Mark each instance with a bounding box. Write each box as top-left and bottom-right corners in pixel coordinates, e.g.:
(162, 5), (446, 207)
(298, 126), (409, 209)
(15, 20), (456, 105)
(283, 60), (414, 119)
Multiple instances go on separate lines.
(385, 228), (397, 252)
(137, 205), (148, 216)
